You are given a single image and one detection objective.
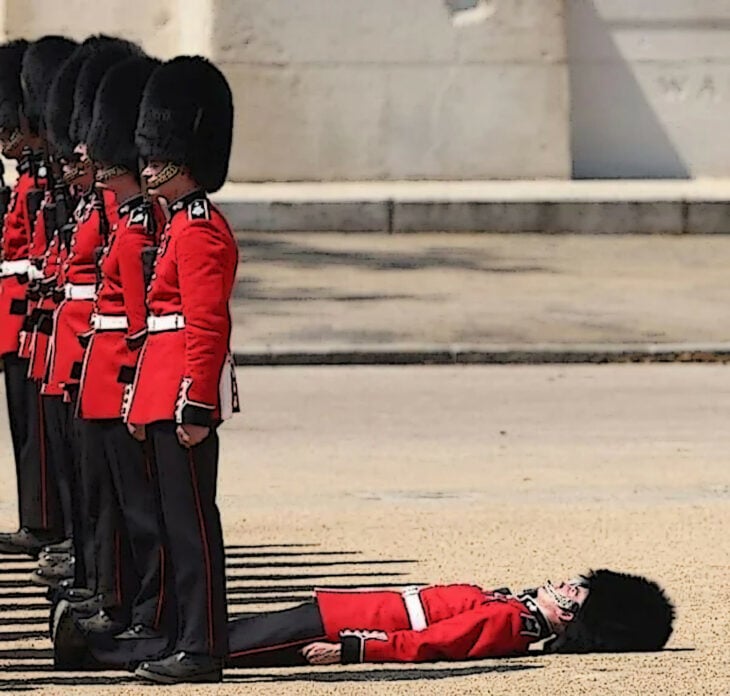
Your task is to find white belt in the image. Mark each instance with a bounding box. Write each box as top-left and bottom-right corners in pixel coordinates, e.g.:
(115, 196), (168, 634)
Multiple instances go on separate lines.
(92, 314), (129, 331)
(64, 283), (96, 300)
(147, 314), (186, 333)
(27, 264), (44, 281)
(402, 586), (427, 631)
(0, 259), (31, 277)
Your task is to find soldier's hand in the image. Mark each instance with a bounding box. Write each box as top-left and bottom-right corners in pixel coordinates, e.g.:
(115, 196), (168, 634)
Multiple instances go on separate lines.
(301, 641), (342, 665)
(176, 424), (210, 448)
(127, 423), (146, 442)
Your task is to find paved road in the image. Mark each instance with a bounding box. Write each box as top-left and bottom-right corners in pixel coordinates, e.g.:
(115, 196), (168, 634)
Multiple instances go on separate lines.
(0, 365), (727, 694)
(231, 233), (730, 357)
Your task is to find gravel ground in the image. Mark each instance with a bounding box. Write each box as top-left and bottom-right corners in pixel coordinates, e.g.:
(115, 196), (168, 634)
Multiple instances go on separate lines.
(0, 365), (727, 695)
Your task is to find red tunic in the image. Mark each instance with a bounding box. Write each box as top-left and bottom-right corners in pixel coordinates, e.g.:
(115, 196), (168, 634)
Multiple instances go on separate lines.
(314, 585), (548, 663)
(0, 169), (34, 357)
(126, 192), (238, 426)
(78, 196), (155, 419)
(28, 231), (65, 382)
(18, 193), (51, 361)
(42, 189), (117, 397)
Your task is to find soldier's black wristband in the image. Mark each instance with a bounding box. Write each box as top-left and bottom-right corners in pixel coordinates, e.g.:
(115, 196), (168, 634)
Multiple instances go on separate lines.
(179, 403), (213, 427)
(340, 636), (364, 664)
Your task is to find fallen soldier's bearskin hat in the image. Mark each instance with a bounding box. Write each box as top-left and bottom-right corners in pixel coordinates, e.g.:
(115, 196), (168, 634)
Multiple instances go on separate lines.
(546, 569), (675, 653)
(21, 36), (77, 135)
(136, 56), (234, 192)
(0, 40), (28, 131)
(87, 55), (160, 176)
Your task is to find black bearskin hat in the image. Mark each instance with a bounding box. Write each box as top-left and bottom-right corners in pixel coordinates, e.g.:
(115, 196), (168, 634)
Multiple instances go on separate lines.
(46, 36), (118, 159)
(21, 36), (77, 134)
(87, 56), (160, 175)
(547, 569), (675, 654)
(70, 40), (141, 147)
(136, 56), (233, 192)
(0, 40), (29, 131)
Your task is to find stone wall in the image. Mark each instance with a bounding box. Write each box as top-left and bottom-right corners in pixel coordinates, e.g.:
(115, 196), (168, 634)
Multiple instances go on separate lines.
(210, 0), (570, 181)
(567, 0), (730, 178)
(3, 0), (730, 181)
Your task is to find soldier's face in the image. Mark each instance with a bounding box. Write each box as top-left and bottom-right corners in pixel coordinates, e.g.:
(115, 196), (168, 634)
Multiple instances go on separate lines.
(536, 578), (590, 631)
(62, 145), (94, 190)
(141, 160), (181, 197)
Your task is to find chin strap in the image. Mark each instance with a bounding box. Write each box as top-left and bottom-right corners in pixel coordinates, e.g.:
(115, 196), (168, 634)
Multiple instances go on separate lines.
(544, 580), (583, 616)
(95, 165), (129, 184)
(63, 162), (89, 186)
(4, 129), (23, 152)
(147, 162), (180, 189)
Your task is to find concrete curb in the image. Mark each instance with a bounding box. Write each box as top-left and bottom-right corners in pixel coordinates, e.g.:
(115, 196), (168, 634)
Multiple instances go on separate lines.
(232, 343), (730, 366)
(213, 181), (730, 233)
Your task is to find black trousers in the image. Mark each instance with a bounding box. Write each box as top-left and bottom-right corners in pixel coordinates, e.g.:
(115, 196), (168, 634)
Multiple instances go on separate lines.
(98, 420), (164, 628)
(43, 395), (78, 541)
(3, 355), (62, 534)
(79, 419), (130, 606)
(150, 422), (228, 657)
(80, 601), (325, 670)
(226, 602), (326, 667)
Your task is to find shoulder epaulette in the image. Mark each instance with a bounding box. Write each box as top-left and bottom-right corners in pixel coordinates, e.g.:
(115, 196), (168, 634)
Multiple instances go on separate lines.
(127, 204), (150, 229)
(187, 198), (210, 221)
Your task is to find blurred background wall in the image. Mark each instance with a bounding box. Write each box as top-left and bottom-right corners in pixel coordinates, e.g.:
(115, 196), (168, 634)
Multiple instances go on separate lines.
(3, 0), (729, 182)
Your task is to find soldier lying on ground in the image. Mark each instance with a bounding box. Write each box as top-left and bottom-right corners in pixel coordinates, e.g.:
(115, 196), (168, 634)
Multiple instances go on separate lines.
(53, 568), (674, 682)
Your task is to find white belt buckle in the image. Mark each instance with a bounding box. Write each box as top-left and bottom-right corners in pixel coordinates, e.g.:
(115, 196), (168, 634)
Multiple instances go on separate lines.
(402, 586), (427, 631)
(1, 259), (30, 277)
(64, 283), (96, 301)
(147, 314), (186, 333)
(92, 314), (129, 331)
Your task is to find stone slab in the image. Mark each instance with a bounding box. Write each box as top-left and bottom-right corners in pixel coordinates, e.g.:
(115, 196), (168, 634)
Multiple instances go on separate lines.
(212, 180), (730, 233)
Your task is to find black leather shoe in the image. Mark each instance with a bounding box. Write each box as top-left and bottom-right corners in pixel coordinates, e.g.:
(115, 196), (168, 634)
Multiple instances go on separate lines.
(0, 528), (62, 558)
(52, 601), (112, 671)
(36, 555), (74, 574)
(43, 538), (73, 555)
(30, 562), (74, 588)
(69, 594), (108, 618)
(39, 550), (72, 567)
(53, 585), (94, 603)
(135, 652), (223, 684)
(78, 610), (125, 636)
(114, 624), (163, 640)
(53, 601), (88, 669)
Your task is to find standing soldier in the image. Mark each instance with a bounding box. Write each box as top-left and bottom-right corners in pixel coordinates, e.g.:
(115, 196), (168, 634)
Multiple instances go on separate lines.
(0, 38), (68, 556)
(127, 56), (238, 685)
(39, 36), (122, 594)
(73, 54), (166, 639)
(41, 39), (141, 602)
(15, 35), (79, 580)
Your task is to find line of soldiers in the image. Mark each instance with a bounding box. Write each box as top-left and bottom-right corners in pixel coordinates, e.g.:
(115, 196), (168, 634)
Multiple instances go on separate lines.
(0, 35), (238, 684)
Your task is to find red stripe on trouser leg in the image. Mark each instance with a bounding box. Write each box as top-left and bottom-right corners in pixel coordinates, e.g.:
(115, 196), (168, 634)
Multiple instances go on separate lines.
(188, 450), (214, 653)
(229, 635), (328, 659)
(154, 546), (165, 629)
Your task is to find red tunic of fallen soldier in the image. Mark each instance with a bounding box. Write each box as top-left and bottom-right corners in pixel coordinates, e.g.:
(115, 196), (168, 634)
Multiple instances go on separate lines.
(53, 568), (674, 679)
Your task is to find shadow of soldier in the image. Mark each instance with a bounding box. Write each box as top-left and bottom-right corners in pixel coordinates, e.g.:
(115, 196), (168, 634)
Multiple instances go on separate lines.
(229, 662), (544, 683)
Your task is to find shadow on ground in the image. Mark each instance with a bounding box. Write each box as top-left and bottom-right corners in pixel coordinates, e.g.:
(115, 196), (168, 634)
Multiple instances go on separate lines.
(0, 544), (426, 691)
